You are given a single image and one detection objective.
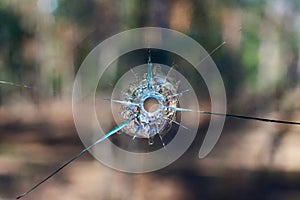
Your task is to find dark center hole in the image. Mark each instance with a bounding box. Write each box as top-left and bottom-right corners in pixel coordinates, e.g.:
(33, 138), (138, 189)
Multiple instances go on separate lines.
(143, 97), (160, 113)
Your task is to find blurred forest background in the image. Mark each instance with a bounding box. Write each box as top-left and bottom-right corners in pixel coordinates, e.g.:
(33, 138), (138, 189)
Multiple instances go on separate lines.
(1, 0), (300, 200)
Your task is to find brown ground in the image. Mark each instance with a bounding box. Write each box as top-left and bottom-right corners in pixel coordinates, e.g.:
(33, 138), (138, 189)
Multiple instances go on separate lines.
(1, 99), (300, 200)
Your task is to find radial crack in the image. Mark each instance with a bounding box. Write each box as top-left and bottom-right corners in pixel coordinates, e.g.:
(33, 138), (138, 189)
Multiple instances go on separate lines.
(16, 116), (137, 199)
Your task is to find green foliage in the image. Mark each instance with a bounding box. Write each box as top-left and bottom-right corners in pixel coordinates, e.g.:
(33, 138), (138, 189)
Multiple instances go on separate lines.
(241, 28), (260, 86)
(54, 0), (96, 25)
